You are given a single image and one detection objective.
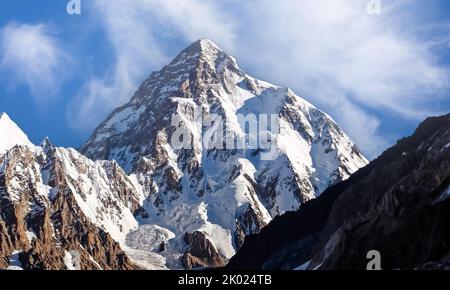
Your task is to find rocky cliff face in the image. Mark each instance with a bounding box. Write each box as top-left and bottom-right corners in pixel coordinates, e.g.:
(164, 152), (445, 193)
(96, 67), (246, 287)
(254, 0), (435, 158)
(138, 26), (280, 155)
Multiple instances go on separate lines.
(0, 141), (142, 270)
(80, 39), (368, 269)
(228, 114), (450, 270)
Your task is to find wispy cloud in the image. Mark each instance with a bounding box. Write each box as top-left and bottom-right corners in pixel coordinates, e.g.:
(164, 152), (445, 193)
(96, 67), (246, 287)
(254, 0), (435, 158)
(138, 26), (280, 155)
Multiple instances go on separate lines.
(0, 22), (70, 103)
(231, 0), (449, 157)
(69, 0), (450, 158)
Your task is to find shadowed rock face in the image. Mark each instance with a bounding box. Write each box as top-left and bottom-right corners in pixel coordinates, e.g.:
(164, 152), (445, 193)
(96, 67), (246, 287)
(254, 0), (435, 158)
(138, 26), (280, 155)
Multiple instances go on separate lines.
(228, 114), (450, 270)
(182, 231), (226, 269)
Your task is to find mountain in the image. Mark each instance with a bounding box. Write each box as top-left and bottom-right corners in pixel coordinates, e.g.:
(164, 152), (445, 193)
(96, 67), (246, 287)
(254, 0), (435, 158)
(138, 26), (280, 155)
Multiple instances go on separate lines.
(80, 39), (368, 269)
(0, 143), (142, 270)
(227, 114), (450, 270)
(0, 113), (33, 155)
(0, 117), (144, 269)
(1, 39), (447, 271)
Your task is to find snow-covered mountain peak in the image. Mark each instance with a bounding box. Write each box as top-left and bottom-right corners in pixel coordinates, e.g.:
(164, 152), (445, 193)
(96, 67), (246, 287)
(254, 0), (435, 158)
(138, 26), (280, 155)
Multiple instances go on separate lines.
(194, 38), (221, 53)
(179, 38), (224, 59)
(0, 112), (10, 122)
(160, 38), (238, 80)
(0, 112), (33, 155)
(81, 39), (369, 269)
(166, 38), (224, 65)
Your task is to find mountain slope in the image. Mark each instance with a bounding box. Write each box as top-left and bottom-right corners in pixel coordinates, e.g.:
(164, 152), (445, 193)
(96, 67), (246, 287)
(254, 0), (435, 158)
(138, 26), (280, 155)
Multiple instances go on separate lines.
(0, 113), (33, 155)
(0, 118), (145, 269)
(228, 114), (450, 270)
(81, 39), (368, 268)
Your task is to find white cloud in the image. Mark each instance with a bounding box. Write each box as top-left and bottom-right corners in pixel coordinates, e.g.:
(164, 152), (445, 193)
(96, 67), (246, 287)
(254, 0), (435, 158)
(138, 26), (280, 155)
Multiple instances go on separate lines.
(69, 0), (235, 132)
(229, 0), (449, 157)
(0, 22), (69, 102)
(70, 0), (450, 158)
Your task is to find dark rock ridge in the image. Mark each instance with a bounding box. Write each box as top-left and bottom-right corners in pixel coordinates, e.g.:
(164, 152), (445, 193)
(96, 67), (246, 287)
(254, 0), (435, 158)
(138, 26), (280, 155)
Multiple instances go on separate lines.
(228, 114), (450, 270)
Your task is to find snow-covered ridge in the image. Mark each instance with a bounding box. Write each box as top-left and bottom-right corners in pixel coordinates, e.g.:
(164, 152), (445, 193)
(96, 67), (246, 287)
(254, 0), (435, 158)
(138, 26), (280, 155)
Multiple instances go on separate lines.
(0, 135), (154, 269)
(0, 142), (142, 244)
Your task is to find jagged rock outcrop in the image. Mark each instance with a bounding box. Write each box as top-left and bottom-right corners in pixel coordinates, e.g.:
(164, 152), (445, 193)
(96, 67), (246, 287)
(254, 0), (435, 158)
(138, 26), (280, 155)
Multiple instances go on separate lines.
(228, 114), (450, 270)
(182, 231), (226, 269)
(0, 141), (143, 270)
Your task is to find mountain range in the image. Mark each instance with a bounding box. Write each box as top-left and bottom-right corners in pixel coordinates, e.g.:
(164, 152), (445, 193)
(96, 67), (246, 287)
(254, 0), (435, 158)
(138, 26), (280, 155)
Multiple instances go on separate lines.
(0, 39), (447, 270)
(228, 113), (450, 270)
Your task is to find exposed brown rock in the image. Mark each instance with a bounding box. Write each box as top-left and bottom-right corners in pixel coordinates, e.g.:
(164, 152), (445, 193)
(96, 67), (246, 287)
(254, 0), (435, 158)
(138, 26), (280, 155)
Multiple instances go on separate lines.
(0, 145), (138, 270)
(182, 231), (226, 269)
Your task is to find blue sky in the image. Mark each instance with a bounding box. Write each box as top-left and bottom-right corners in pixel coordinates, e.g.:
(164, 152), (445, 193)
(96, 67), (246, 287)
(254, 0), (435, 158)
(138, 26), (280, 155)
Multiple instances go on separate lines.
(0, 0), (449, 159)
